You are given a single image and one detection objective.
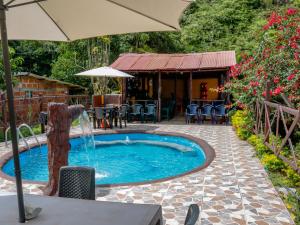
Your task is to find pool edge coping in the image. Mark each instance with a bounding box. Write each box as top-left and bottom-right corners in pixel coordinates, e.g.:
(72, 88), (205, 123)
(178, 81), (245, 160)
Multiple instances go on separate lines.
(0, 130), (216, 188)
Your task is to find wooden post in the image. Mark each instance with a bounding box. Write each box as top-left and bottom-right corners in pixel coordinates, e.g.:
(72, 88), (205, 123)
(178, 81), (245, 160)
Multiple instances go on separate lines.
(264, 81), (271, 142)
(174, 74), (177, 98)
(43, 103), (84, 196)
(122, 78), (127, 104)
(189, 72), (193, 104)
(158, 72), (161, 122)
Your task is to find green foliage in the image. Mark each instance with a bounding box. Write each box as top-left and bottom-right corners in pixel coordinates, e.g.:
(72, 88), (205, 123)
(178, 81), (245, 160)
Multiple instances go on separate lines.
(262, 154), (286, 171)
(72, 119), (80, 127)
(10, 41), (59, 76)
(231, 110), (253, 140)
(0, 47), (24, 90)
(19, 125), (41, 137)
(247, 134), (272, 157)
(181, 0), (270, 58)
(284, 167), (300, 187)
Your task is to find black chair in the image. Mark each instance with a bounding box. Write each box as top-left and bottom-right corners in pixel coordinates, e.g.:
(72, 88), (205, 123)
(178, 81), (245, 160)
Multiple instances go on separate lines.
(95, 107), (111, 129)
(118, 104), (129, 128)
(184, 204), (200, 225)
(161, 100), (176, 121)
(129, 104), (144, 122)
(58, 166), (95, 200)
(144, 104), (157, 123)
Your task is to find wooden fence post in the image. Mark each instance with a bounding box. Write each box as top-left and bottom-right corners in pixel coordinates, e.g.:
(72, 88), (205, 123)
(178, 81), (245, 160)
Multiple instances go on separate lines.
(264, 81), (271, 142)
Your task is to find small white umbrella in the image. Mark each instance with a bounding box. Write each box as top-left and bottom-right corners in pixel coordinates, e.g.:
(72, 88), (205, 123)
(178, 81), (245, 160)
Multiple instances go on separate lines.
(76, 67), (133, 105)
(76, 66), (133, 78)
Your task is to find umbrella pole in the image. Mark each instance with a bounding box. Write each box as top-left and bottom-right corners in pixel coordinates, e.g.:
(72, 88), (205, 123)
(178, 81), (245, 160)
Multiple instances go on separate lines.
(0, 2), (26, 223)
(104, 76), (106, 106)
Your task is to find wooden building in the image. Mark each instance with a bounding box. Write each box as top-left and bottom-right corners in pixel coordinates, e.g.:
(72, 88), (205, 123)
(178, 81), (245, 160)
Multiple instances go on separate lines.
(0, 72), (86, 128)
(111, 51), (236, 120)
(13, 72), (85, 98)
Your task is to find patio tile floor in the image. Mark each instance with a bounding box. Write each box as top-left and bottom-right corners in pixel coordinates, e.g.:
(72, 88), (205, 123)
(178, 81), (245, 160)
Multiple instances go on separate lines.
(0, 124), (294, 225)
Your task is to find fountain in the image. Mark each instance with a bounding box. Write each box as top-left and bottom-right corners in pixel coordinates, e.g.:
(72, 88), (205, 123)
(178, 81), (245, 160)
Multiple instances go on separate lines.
(43, 103), (84, 196)
(79, 110), (95, 150)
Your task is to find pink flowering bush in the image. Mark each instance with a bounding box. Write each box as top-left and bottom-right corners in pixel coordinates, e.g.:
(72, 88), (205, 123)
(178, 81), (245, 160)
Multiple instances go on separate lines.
(225, 8), (300, 108)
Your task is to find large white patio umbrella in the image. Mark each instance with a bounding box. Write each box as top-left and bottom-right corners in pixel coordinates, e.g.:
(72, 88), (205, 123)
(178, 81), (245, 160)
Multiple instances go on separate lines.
(0, 0), (191, 223)
(76, 67), (134, 104)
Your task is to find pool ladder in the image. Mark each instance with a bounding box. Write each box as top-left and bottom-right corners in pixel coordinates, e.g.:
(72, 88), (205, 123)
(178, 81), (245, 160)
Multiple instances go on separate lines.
(5, 123), (41, 149)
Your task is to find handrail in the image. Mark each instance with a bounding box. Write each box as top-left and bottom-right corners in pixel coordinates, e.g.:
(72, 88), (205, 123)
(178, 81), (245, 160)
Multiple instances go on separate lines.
(5, 123), (41, 149)
(254, 99), (300, 174)
(18, 123), (41, 148)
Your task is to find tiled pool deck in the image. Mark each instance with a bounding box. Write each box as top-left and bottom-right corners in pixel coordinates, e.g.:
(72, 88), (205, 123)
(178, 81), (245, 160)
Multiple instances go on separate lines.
(0, 124), (294, 225)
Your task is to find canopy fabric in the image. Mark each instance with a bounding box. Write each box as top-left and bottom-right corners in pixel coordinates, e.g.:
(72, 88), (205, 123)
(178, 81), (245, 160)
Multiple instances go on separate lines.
(3, 0), (191, 41)
(0, 1), (191, 222)
(76, 67), (133, 78)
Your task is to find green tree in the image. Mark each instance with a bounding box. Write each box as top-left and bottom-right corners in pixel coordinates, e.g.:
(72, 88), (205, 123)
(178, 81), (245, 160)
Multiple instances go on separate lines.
(11, 40), (58, 76)
(0, 46), (24, 90)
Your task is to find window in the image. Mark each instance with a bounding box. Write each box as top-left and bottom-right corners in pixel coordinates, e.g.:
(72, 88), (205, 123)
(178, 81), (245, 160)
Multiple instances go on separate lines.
(25, 90), (33, 99)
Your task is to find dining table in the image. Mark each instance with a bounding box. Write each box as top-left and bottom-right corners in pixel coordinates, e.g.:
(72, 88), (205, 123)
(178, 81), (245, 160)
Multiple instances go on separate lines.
(88, 105), (119, 129)
(0, 194), (162, 225)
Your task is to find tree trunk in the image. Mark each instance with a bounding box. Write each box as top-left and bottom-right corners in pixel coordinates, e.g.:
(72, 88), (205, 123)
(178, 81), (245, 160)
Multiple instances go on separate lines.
(43, 103), (84, 196)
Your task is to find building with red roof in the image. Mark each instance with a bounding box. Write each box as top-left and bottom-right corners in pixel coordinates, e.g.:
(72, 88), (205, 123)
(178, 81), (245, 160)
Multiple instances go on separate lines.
(111, 51), (236, 120)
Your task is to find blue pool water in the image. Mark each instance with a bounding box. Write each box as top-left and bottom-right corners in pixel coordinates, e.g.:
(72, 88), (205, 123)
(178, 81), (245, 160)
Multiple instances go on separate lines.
(2, 133), (206, 185)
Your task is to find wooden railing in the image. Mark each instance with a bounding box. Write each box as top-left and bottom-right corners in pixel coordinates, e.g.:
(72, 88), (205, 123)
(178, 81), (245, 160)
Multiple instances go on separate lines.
(254, 99), (300, 174)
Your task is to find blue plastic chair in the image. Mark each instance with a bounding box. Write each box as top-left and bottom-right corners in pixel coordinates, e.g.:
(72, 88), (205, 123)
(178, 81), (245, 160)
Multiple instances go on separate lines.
(200, 104), (214, 124)
(185, 104), (200, 124)
(212, 100), (224, 106)
(129, 104), (143, 122)
(144, 104), (157, 123)
(212, 104), (228, 125)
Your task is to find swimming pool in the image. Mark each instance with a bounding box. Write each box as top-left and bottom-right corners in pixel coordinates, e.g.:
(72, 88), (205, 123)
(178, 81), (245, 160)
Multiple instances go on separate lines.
(1, 133), (210, 185)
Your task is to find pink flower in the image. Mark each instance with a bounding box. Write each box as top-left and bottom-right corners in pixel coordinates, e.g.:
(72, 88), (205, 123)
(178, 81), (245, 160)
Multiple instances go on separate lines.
(250, 81), (259, 87)
(273, 86), (283, 95)
(262, 91), (273, 97)
(273, 77), (280, 84)
(286, 8), (298, 16)
(287, 73), (296, 80)
(290, 42), (298, 49)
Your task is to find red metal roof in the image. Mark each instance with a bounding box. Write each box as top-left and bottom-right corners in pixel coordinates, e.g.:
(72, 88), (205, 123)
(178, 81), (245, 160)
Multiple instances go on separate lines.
(110, 51), (236, 72)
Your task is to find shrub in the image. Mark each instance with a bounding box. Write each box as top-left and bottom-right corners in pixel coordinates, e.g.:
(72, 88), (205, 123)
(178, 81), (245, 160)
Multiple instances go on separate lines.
(232, 110), (253, 140)
(284, 167), (300, 187)
(262, 154), (286, 172)
(248, 134), (258, 146)
(225, 8), (300, 108)
(247, 134), (272, 157)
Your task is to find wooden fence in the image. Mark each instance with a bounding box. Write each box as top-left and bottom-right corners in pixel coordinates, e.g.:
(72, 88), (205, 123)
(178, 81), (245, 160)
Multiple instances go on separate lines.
(254, 99), (300, 174)
(0, 95), (91, 132)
